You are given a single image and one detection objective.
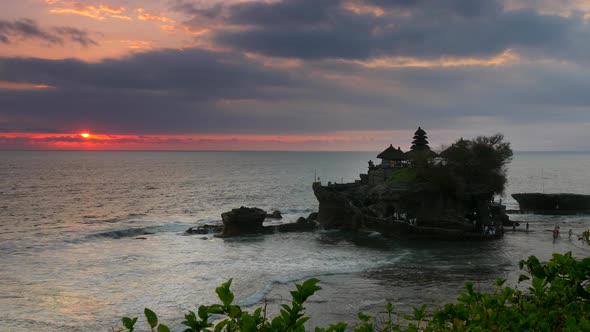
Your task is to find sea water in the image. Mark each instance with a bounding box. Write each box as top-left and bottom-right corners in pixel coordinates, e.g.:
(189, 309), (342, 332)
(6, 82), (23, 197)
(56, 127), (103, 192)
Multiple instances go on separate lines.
(1, 151), (589, 331)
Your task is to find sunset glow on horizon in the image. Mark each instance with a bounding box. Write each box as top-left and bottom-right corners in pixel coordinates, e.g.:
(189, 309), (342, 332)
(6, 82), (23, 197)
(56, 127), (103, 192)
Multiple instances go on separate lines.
(0, 129), (461, 151)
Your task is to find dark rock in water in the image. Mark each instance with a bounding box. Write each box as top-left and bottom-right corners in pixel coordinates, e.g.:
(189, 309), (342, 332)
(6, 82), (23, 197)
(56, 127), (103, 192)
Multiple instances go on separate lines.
(276, 217), (318, 232)
(307, 212), (318, 221)
(512, 193), (590, 214)
(219, 206), (266, 237)
(186, 224), (223, 235)
(265, 210), (283, 219)
(135, 237), (147, 240)
(186, 209), (319, 237)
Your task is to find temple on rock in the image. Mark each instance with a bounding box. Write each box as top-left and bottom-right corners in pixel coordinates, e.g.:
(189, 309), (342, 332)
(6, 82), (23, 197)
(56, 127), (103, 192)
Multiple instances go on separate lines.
(313, 128), (513, 240)
(362, 127), (438, 185)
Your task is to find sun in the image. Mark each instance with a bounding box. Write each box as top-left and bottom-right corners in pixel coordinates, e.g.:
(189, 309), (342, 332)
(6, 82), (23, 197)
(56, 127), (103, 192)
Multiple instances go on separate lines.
(80, 132), (91, 138)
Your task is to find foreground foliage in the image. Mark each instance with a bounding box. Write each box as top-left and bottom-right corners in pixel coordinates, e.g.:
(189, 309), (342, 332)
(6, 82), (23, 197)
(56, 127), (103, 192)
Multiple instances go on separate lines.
(118, 252), (589, 331)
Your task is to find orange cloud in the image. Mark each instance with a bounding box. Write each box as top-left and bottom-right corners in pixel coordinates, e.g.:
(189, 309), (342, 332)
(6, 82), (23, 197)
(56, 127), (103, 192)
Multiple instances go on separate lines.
(136, 8), (175, 23)
(343, 2), (385, 16)
(0, 81), (54, 90)
(99, 5), (124, 15)
(345, 49), (520, 69)
(47, 1), (130, 21)
(118, 39), (153, 50)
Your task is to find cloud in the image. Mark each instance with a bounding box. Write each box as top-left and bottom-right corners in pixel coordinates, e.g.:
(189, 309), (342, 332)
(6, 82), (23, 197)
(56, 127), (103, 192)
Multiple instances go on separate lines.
(169, 0), (590, 64)
(47, 1), (131, 20)
(3, 43), (590, 141)
(3, 0), (590, 150)
(0, 18), (97, 46)
(0, 47), (300, 134)
(136, 8), (176, 23)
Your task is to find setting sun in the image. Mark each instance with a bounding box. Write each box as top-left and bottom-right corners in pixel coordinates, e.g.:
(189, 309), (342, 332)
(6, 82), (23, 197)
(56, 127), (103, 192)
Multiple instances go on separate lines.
(80, 132), (91, 138)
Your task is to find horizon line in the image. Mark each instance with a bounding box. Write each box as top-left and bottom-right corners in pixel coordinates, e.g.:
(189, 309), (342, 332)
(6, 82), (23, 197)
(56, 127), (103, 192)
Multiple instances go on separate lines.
(1, 149), (589, 153)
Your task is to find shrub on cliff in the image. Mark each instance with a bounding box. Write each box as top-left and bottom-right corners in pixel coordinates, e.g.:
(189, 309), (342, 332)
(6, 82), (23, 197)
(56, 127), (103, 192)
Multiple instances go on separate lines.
(440, 133), (513, 196)
(118, 252), (589, 331)
(392, 133), (513, 198)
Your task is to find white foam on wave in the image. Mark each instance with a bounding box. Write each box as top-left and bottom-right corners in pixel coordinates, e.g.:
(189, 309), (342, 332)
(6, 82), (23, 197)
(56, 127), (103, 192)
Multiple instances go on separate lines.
(238, 250), (411, 307)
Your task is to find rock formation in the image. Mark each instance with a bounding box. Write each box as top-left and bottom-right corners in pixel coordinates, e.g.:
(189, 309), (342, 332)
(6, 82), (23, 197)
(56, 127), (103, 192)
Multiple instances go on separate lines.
(313, 130), (512, 240)
(512, 193), (590, 214)
(219, 206), (267, 237)
(186, 207), (318, 237)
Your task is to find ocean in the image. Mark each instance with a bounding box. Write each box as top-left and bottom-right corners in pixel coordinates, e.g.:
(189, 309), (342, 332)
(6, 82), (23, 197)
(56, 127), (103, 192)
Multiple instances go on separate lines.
(1, 151), (589, 331)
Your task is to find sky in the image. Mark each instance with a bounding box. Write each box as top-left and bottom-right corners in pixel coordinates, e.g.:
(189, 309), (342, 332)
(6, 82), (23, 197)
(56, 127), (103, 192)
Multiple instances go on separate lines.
(1, 0), (590, 151)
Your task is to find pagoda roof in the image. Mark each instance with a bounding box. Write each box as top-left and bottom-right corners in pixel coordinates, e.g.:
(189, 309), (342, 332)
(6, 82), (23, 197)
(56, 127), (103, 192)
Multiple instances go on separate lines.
(377, 144), (406, 160)
(414, 126), (426, 136)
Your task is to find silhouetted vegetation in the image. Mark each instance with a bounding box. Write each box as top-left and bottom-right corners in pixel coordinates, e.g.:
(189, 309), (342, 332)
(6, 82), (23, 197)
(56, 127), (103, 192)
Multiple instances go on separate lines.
(118, 252), (589, 331)
(389, 134), (513, 199)
(440, 133), (513, 196)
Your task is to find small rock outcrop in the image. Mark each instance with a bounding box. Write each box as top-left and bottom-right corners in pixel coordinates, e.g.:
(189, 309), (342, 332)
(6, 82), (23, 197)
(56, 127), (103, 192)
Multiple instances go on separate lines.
(186, 207), (319, 237)
(186, 224), (223, 234)
(266, 210), (283, 219)
(219, 206), (267, 237)
(276, 217), (317, 232)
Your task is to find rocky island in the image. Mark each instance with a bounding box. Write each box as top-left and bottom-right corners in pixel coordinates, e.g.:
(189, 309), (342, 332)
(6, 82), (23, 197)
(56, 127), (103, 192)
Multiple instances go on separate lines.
(512, 193), (590, 214)
(313, 128), (513, 240)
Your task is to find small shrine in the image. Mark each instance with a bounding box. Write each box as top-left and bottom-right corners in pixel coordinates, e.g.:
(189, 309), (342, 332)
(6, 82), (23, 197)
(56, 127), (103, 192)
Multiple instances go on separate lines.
(376, 144), (407, 168)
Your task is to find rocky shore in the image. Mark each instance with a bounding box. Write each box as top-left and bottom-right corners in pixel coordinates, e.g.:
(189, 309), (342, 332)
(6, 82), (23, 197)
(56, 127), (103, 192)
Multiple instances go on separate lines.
(313, 182), (508, 240)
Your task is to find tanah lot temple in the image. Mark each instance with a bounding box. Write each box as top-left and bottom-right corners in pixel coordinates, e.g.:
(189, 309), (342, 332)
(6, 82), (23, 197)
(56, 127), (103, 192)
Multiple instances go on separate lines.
(362, 127), (438, 185)
(312, 126), (511, 239)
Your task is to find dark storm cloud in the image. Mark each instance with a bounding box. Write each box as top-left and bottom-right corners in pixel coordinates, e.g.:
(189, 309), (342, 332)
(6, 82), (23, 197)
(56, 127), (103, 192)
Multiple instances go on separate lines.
(0, 48), (300, 134)
(0, 18), (97, 46)
(0, 48), (293, 94)
(4, 44), (590, 136)
(364, 0), (503, 17)
(171, 0), (588, 61)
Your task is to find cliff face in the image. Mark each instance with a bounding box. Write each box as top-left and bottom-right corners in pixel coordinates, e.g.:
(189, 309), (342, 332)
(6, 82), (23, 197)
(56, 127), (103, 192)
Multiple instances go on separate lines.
(313, 181), (504, 240)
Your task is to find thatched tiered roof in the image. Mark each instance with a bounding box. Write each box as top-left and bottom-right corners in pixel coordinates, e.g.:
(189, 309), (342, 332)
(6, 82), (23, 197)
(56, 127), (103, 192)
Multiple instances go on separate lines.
(377, 144), (406, 160)
(406, 127), (438, 159)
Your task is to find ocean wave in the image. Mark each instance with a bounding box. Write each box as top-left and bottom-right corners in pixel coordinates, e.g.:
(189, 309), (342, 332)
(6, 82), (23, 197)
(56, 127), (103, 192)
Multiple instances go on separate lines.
(239, 253), (409, 307)
(87, 227), (155, 239)
(85, 223), (188, 240)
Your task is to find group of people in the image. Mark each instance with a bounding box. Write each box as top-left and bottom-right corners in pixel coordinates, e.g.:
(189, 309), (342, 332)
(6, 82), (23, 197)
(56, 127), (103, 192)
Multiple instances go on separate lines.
(552, 225), (575, 240)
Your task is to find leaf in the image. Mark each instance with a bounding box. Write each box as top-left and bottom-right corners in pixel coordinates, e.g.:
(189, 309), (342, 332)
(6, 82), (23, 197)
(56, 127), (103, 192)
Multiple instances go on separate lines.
(122, 316), (138, 331)
(518, 274), (530, 283)
(386, 303), (395, 314)
(216, 279), (235, 306)
(453, 318), (465, 326)
(291, 278), (321, 304)
(157, 324), (171, 332)
(357, 312), (371, 322)
(145, 308), (158, 328)
(494, 278), (507, 287)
